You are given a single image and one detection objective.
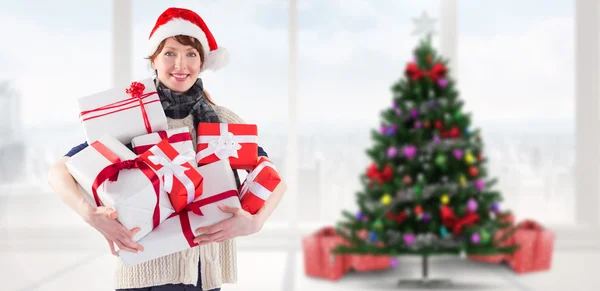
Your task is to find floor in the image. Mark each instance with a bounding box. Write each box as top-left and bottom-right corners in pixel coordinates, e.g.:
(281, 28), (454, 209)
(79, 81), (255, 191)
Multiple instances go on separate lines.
(1, 247), (597, 291)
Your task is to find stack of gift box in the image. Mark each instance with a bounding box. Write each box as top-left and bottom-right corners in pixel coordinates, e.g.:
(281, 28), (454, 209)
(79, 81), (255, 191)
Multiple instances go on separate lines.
(66, 79), (282, 266)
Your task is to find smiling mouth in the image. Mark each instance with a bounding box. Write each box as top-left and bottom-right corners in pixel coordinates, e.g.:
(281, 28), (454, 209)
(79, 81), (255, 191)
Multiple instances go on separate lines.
(170, 73), (189, 80)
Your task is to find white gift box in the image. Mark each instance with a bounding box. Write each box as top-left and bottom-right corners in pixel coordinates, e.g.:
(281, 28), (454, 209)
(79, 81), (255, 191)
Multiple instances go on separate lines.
(118, 159), (241, 266)
(77, 78), (168, 144)
(65, 135), (175, 242)
(131, 127), (193, 156)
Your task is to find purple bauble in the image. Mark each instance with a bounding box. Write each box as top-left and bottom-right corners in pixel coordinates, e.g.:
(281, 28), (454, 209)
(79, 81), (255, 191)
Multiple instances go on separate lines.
(356, 211), (363, 220)
(386, 124), (398, 136)
(422, 213), (431, 223)
(390, 258), (399, 267)
(491, 202), (500, 212)
(433, 135), (441, 143)
(438, 78), (449, 88)
(411, 109), (419, 118)
(394, 108), (402, 116)
(471, 233), (481, 244)
(380, 125), (387, 134)
(428, 99), (437, 107)
(467, 198), (478, 212)
(403, 233), (416, 246)
(414, 121), (422, 128)
(403, 145), (417, 159)
(387, 146), (398, 158)
(474, 179), (485, 192)
(453, 149), (464, 160)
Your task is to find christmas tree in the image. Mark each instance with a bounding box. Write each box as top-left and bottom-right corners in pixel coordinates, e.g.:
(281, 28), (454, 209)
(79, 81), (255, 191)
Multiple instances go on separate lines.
(333, 36), (517, 278)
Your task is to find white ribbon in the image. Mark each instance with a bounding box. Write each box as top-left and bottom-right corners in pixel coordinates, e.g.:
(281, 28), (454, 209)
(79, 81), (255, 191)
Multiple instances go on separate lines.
(239, 160), (278, 201)
(148, 148), (197, 205)
(196, 123), (258, 162)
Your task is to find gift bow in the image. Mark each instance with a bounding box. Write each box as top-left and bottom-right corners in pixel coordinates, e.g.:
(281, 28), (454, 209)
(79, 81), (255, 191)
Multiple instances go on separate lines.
(366, 163), (393, 184)
(239, 159), (278, 200)
(197, 124), (258, 162)
(405, 62), (447, 82)
(148, 148), (197, 205)
(91, 156), (162, 229)
(440, 205), (480, 235)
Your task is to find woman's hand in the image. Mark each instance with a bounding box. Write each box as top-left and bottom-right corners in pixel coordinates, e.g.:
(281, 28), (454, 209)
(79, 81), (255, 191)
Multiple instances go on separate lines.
(193, 204), (263, 245)
(83, 206), (144, 255)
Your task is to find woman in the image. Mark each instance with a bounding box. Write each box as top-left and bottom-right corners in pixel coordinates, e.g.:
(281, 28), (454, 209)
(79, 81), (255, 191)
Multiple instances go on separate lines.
(47, 7), (286, 291)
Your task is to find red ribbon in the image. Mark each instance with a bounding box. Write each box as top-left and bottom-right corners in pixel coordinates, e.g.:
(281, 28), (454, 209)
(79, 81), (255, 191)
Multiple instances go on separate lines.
(440, 205), (480, 235)
(366, 163), (393, 184)
(168, 190), (239, 247)
(91, 157), (162, 230)
(133, 132), (192, 155)
(90, 141), (122, 183)
(405, 62), (447, 82)
(79, 82), (158, 134)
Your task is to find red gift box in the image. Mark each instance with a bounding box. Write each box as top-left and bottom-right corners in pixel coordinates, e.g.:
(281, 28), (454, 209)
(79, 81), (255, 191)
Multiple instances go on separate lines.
(505, 220), (555, 274)
(349, 230), (393, 272)
(139, 139), (204, 213)
(131, 127), (193, 155)
(239, 156), (282, 214)
(196, 123), (258, 170)
(302, 227), (352, 280)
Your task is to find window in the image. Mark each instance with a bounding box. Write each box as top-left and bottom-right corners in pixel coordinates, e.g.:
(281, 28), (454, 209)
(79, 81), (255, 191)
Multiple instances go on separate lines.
(458, 0), (575, 224)
(0, 1), (112, 229)
(297, 1), (441, 224)
(0, 1), (111, 190)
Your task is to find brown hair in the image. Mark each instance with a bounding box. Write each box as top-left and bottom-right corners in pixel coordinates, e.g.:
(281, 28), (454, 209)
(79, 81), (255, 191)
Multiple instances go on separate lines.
(147, 35), (217, 105)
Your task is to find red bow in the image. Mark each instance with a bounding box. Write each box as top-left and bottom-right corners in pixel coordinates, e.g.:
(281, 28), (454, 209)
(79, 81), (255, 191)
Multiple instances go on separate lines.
(405, 62), (447, 82)
(366, 163), (393, 184)
(386, 211), (407, 225)
(91, 157), (162, 229)
(125, 82), (146, 98)
(440, 205), (480, 235)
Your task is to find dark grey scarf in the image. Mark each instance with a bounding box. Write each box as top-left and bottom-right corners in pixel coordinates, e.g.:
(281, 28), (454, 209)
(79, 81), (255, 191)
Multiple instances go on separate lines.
(155, 78), (220, 129)
(154, 78), (242, 187)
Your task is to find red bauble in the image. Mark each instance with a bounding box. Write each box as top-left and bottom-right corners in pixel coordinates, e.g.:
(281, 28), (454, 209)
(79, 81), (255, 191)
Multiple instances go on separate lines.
(478, 153), (483, 162)
(434, 120), (444, 130)
(424, 121), (431, 128)
(449, 126), (461, 138)
(469, 166), (479, 177)
(415, 205), (423, 215)
(441, 131), (449, 138)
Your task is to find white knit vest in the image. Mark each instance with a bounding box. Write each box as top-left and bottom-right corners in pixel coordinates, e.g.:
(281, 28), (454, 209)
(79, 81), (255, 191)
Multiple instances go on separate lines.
(114, 105), (244, 290)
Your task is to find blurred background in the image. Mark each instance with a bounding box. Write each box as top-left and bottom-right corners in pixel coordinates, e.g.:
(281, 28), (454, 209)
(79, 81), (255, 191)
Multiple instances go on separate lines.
(0, 0), (598, 290)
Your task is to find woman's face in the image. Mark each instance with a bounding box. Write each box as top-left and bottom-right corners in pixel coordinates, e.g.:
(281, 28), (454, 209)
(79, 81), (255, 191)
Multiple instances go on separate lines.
(152, 37), (202, 93)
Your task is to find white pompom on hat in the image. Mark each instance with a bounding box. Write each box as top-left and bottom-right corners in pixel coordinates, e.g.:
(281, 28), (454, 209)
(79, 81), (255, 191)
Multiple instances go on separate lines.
(148, 7), (228, 71)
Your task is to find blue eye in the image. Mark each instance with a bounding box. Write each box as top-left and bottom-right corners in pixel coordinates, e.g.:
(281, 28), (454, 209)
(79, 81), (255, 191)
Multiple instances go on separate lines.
(187, 52), (197, 57)
(165, 52), (175, 56)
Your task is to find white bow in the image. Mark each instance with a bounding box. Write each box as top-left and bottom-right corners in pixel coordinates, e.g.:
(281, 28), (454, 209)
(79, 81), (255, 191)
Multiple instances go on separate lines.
(197, 124), (258, 162)
(148, 149), (195, 202)
(211, 131), (242, 160)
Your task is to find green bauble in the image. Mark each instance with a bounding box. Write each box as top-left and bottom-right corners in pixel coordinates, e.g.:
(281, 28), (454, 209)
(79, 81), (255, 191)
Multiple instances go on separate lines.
(435, 154), (447, 167)
(481, 230), (491, 243)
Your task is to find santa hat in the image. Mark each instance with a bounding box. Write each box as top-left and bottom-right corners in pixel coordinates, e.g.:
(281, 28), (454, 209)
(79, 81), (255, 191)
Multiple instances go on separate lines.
(148, 7), (228, 71)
